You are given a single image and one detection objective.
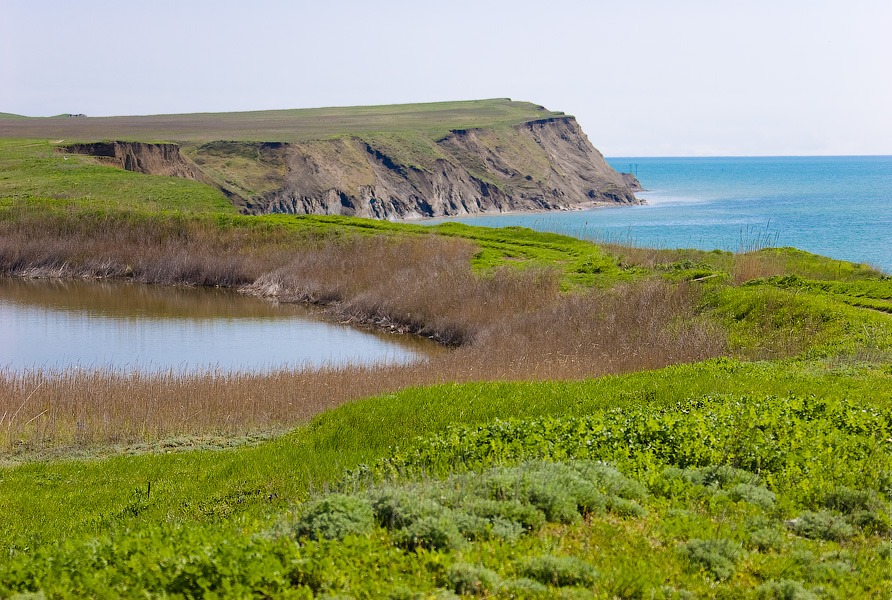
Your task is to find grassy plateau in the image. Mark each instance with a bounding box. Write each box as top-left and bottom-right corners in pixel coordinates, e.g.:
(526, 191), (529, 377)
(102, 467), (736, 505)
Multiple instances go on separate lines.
(0, 103), (890, 598)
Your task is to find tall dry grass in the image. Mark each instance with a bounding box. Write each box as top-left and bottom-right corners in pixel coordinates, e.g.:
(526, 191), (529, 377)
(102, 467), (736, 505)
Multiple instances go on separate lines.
(0, 210), (290, 286)
(244, 236), (560, 345)
(0, 212), (728, 453)
(0, 279), (725, 453)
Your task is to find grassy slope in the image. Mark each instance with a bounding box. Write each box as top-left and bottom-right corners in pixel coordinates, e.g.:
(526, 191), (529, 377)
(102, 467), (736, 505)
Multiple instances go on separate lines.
(2, 360), (890, 597)
(0, 99), (562, 144)
(2, 359), (889, 547)
(0, 139), (235, 214)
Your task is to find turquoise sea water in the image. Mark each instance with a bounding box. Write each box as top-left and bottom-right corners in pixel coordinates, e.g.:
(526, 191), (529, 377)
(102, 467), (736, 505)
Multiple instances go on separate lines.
(428, 156), (892, 274)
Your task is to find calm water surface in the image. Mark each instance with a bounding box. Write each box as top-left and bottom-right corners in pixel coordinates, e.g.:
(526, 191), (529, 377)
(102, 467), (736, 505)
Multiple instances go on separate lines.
(0, 278), (435, 373)
(427, 156), (892, 273)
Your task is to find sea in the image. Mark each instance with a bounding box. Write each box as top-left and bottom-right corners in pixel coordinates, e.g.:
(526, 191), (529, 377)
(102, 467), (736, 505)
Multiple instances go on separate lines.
(426, 156), (892, 274)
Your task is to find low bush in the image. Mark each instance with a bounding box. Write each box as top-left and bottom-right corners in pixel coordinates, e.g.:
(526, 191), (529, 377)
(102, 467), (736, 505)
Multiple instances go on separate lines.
(368, 394), (891, 515)
(678, 538), (743, 580)
(446, 563), (500, 597)
(297, 461), (651, 552)
(497, 577), (548, 598)
(605, 496), (648, 518)
(517, 554), (598, 588)
(729, 483), (776, 510)
(396, 515), (465, 551)
(293, 494), (374, 540)
(746, 518), (784, 552)
(787, 510), (855, 541)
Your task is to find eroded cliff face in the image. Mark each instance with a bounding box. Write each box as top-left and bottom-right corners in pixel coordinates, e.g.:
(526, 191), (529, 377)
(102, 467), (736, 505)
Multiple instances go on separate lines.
(63, 116), (640, 219)
(250, 116), (640, 219)
(62, 142), (205, 180)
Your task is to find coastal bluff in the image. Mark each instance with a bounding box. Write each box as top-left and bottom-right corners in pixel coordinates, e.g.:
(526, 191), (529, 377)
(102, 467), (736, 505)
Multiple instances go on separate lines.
(2, 99), (641, 219)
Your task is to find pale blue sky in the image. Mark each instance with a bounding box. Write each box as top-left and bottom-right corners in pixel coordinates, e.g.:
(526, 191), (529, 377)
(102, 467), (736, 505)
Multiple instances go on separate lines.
(2, 0), (890, 156)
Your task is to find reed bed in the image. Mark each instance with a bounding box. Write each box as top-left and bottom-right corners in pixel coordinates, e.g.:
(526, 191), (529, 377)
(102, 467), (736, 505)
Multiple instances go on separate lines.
(0, 278), (725, 453)
(0, 211), (729, 453)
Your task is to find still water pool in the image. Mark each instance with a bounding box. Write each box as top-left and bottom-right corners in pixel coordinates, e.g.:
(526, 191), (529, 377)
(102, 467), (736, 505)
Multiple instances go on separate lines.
(0, 278), (433, 373)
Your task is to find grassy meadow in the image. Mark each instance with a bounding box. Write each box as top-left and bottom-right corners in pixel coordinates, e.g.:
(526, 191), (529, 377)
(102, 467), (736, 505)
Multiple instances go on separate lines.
(0, 124), (891, 598)
(0, 99), (561, 144)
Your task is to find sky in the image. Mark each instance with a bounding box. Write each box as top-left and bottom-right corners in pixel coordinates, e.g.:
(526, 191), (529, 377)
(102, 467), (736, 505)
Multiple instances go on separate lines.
(2, 0), (890, 156)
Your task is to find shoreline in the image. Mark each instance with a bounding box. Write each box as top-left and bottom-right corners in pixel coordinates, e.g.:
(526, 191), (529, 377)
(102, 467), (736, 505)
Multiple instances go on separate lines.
(394, 197), (647, 223)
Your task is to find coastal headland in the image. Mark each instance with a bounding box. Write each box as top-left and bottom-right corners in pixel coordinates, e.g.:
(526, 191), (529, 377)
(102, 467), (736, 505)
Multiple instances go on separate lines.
(0, 98), (640, 219)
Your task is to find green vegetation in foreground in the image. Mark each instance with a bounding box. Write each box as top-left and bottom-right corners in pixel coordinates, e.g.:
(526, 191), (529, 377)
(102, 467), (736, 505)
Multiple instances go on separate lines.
(1, 359), (891, 597)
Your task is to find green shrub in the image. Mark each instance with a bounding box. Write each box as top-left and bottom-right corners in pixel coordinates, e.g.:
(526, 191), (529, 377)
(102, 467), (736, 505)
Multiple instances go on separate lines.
(670, 465), (762, 489)
(570, 461), (649, 500)
(754, 579), (817, 600)
(463, 498), (546, 532)
(370, 393), (892, 515)
(466, 461), (646, 521)
(678, 538), (743, 580)
(606, 496), (648, 518)
(518, 554), (598, 587)
(747, 525), (784, 552)
(787, 511), (855, 541)
(729, 483), (776, 510)
(447, 563), (500, 596)
(498, 578), (549, 598)
(523, 479), (585, 523)
(657, 586), (697, 600)
(821, 486), (883, 513)
(820, 486), (891, 534)
(447, 511), (499, 541)
(353, 461), (653, 550)
(396, 515), (465, 551)
(849, 509), (892, 535)
(386, 587), (425, 600)
(370, 489), (443, 530)
(293, 494), (375, 541)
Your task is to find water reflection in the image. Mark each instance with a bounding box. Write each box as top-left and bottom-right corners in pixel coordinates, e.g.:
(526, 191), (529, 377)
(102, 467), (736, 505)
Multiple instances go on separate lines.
(0, 278), (436, 373)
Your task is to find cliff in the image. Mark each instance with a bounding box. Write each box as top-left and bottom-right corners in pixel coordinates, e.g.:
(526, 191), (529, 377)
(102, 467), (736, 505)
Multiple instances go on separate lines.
(62, 141), (206, 180)
(57, 105), (640, 219)
(242, 116), (639, 218)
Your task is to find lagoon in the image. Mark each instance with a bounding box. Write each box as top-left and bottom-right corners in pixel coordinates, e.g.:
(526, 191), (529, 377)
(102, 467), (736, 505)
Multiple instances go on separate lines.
(0, 278), (431, 373)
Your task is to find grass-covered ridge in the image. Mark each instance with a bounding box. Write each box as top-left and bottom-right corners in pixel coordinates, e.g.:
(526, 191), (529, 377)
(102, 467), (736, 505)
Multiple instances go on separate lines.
(0, 99), (563, 144)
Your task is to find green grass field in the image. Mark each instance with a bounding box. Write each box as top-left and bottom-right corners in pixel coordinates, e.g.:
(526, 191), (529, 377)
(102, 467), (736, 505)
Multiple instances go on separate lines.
(1, 115), (891, 598)
(0, 99), (562, 144)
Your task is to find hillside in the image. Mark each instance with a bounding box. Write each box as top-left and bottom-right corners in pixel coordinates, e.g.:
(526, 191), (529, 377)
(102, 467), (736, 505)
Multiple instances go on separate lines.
(0, 99), (640, 218)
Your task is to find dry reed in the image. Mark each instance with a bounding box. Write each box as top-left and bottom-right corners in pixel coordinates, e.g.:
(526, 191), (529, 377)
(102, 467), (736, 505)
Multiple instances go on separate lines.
(0, 279), (725, 453)
(0, 213), (729, 453)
